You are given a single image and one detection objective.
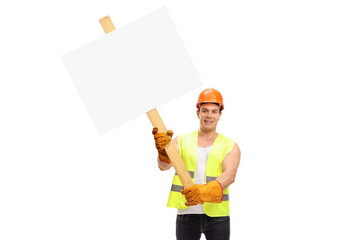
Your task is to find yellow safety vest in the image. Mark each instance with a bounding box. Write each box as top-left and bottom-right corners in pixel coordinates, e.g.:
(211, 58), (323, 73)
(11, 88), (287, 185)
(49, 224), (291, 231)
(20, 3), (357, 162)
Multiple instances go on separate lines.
(167, 131), (235, 217)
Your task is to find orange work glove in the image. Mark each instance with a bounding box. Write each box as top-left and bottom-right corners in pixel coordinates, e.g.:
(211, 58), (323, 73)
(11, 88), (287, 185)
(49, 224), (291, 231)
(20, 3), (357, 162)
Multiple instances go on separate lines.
(152, 127), (173, 164)
(181, 180), (223, 206)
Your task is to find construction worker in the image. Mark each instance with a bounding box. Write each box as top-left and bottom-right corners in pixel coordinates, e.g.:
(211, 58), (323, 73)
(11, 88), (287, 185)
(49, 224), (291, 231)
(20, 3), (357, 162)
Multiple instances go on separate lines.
(153, 88), (241, 240)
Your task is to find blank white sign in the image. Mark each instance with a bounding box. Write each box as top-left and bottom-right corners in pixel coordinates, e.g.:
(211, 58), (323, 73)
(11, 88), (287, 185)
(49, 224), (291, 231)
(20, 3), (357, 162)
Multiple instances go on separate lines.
(62, 7), (202, 134)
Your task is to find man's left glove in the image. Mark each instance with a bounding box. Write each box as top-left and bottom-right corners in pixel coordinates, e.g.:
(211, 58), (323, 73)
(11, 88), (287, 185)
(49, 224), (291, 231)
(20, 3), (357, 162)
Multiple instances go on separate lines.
(181, 180), (223, 206)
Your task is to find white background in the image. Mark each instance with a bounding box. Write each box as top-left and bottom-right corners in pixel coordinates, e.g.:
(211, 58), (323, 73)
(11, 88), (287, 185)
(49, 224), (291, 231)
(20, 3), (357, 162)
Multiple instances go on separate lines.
(1, 0), (359, 239)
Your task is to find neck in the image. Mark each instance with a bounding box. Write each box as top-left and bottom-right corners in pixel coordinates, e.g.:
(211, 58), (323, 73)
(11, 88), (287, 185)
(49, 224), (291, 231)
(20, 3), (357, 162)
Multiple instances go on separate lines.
(198, 128), (218, 139)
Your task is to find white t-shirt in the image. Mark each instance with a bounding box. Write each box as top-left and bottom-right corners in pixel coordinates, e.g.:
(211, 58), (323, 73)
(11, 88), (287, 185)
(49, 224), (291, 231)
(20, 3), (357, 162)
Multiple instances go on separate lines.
(177, 146), (212, 215)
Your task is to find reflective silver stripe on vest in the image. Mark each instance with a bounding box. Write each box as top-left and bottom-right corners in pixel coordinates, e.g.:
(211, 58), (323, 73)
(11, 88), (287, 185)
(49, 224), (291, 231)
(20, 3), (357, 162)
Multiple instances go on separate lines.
(170, 184), (229, 202)
(175, 171), (195, 178)
(171, 184), (184, 192)
(206, 176), (217, 183)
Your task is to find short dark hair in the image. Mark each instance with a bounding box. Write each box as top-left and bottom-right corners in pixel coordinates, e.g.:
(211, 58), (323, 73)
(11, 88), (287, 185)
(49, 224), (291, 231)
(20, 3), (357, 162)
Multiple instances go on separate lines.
(199, 103), (222, 113)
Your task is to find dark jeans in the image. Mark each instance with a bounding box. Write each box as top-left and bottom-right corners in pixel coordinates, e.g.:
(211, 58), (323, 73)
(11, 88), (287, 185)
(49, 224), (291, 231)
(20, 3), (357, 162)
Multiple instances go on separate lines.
(176, 214), (230, 240)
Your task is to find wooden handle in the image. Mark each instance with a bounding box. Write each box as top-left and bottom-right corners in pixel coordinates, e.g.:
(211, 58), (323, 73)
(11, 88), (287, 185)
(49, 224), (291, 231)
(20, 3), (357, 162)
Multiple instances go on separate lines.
(147, 108), (167, 132)
(147, 108), (194, 188)
(99, 16), (116, 34)
(99, 16), (194, 189)
(164, 142), (194, 188)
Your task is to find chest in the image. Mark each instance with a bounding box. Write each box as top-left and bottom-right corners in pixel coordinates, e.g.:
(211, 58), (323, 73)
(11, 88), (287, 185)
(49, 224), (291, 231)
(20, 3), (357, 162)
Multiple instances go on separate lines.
(197, 136), (217, 148)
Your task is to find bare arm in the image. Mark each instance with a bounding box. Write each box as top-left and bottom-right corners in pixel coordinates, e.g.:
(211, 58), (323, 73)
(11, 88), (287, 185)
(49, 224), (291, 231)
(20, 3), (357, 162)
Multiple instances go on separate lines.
(216, 142), (241, 189)
(157, 136), (178, 171)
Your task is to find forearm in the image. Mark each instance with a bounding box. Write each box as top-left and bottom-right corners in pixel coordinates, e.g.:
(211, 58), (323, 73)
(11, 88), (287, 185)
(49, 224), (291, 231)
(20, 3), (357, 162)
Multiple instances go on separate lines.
(217, 143), (240, 190)
(216, 171), (236, 190)
(157, 156), (173, 171)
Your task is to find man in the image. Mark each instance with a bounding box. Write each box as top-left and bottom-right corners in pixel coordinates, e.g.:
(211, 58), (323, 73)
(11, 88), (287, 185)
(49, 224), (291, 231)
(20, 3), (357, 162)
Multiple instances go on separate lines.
(153, 88), (241, 240)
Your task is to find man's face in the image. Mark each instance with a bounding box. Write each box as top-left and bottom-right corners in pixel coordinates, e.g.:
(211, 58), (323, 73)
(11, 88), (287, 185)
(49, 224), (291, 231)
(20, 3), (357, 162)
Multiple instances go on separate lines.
(197, 103), (222, 131)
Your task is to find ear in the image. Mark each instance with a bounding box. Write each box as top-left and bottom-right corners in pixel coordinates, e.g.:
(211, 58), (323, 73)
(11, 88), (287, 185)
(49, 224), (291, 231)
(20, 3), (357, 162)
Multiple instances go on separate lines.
(196, 109), (200, 119)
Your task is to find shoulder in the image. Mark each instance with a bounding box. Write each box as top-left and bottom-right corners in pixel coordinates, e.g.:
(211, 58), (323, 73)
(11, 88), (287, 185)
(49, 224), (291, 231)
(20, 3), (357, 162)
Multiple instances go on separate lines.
(180, 131), (198, 138)
(232, 142), (241, 154)
(223, 141), (241, 164)
(218, 134), (240, 156)
(173, 131), (197, 150)
(219, 134), (234, 142)
(218, 134), (236, 147)
(177, 131), (198, 142)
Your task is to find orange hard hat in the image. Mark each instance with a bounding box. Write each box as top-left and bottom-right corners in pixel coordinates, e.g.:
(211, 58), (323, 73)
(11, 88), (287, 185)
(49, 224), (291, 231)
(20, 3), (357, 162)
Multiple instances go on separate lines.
(196, 88), (224, 111)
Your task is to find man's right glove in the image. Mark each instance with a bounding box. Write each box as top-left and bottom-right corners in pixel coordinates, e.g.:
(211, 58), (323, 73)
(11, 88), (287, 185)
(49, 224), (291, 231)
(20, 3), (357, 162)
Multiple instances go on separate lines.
(152, 127), (173, 164)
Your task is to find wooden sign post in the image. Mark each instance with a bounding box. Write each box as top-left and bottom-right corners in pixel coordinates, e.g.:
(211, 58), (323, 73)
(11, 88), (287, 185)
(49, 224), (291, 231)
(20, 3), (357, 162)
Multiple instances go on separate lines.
(99, 15), (194, 189)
